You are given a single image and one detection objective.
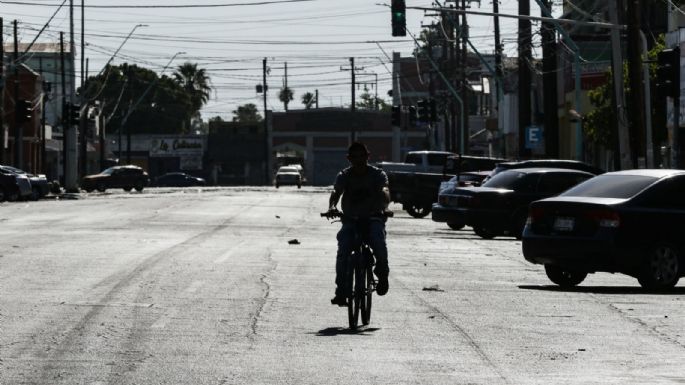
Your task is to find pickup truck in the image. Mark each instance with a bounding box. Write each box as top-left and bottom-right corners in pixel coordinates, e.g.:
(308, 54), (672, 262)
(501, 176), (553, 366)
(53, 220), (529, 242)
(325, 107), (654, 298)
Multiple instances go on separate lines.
(375, 151), (456, 174)
(381, 154), (507, 218)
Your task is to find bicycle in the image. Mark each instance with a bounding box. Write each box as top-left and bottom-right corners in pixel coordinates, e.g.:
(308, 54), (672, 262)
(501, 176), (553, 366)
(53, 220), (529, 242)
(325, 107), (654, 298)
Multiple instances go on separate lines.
(321, 209), (393, 329)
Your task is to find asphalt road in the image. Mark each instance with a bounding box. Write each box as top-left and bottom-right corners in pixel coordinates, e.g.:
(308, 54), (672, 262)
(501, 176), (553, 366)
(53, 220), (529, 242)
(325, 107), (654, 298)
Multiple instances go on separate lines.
(2, 186), (685, 384)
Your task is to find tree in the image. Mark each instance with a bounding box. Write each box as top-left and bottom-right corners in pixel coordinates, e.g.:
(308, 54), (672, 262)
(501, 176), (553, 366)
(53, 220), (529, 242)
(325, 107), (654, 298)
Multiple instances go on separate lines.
(172, 62), (212, 125)
(301, 92), (316, 109)
(232, 103), (262, 123)
(584, 35), (666, 162)
(80, 63), (193, 135)
(279, 87), (294, 111)
(355, 91), (389, 111)
(208, 116), (224, 123)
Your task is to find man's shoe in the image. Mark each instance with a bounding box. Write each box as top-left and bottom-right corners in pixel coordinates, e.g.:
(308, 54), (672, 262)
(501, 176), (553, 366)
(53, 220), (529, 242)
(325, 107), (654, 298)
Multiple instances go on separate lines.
(376, 274), (388, 296)
(330, 295), (347, 307)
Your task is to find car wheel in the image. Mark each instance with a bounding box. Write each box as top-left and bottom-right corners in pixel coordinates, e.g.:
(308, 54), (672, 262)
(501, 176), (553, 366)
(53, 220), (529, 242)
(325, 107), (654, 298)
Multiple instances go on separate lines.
(96, 182), (106, 192)
(275, 184), (279, 188)
(406, 203), (431, 218)
(6, 189), (19, 202)
(297, 184), (302, 189)
(134, 182), (144, 192)
(84, 188), (94, 193)
(473, 226), (497, 239)
(0, 187), (6, 202)
(544, 264), (587, 287)
(638, 242), (681, 290)
(123, 186), (132, 192)
(447, 222), (465, 230)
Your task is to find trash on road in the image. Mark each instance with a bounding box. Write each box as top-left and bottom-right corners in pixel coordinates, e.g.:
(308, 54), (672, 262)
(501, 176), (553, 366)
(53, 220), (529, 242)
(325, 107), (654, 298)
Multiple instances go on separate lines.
(288, 239), (300, 245)
(422, 285), (444, 292)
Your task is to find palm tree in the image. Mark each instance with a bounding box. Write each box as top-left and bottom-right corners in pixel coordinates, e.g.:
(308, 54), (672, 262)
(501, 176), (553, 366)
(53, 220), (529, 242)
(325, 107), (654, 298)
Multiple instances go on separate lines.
(301, 92), (316, 109)
(173, 62), (212, 126)
(279, 86), (294, 111)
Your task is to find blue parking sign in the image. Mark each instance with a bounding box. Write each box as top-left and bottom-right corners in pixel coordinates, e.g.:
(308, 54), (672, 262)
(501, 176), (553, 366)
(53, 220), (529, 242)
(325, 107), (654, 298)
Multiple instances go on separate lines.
(525, 125), (543, 150)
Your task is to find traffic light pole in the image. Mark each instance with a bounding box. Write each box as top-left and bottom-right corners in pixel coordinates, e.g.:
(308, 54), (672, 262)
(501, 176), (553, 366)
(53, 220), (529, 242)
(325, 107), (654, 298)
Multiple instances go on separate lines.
(13, 20), (23, 169)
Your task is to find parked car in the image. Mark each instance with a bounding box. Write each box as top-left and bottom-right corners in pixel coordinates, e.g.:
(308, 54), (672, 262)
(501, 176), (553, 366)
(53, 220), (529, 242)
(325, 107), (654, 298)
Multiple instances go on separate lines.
(0, 165), (50, 200)
(275, 166), (302, 188)
(483, 159), (604, 183)
(523, 169), (685, 290)
(82, 165), (150, 193)
(0, 167), (32, 202)
(432, 168), (593, 238)
(154, 172), (206, 187)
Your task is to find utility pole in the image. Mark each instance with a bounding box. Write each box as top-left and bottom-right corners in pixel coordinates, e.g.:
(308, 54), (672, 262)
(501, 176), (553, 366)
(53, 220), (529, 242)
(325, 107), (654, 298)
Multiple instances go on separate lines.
(0, 17), (5, 164)
(263, 58), (269, 184)
(13, 19), (23, 169)
(350, 57), (356, 113)
(541, 0), (559, 158)
(608, 0), (632, 170)
(60, 32), (68, 185)
(626, 0), (644, 168)
(461, 0), (470, 153)
(315, 89), (319, 108)
(518, 0), (532, 159)
(493, 0), (503, 103)
(284, 61), (289, 112)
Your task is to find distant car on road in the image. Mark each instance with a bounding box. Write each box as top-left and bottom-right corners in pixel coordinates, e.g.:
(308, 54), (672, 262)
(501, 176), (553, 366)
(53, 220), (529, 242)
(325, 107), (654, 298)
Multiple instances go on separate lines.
(82, 165), (150, 193)
(523, 169), (685, 290)
(0, 165), (50, 200)
(275, 166), (302, 188)
(433, 168), (593, 237)
(0, 167), (33, 202)
(154, 172), (206, 187)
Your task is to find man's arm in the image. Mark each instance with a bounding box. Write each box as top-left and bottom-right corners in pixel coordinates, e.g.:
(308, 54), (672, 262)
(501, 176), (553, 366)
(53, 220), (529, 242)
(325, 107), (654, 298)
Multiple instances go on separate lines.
(329, 189), (342, 211)
(381, 186), (390, 208)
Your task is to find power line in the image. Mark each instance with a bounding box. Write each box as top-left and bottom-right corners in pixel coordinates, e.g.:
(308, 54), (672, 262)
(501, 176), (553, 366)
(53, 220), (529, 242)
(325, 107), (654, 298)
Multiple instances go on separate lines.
(4, 0), (318, 8)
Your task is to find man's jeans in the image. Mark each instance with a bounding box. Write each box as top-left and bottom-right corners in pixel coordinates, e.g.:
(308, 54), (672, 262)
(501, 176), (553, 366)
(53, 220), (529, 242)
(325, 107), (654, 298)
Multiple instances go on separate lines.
(335, 219), (388, 296)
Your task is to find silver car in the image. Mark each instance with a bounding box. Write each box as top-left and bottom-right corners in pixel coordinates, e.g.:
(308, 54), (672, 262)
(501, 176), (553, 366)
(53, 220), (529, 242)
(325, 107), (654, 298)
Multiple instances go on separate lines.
(275, 166), (302, 188)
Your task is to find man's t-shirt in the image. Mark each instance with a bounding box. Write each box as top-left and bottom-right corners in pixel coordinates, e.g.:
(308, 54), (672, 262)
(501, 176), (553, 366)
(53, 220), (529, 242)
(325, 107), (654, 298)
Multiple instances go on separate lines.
(334, 165), (389, 217)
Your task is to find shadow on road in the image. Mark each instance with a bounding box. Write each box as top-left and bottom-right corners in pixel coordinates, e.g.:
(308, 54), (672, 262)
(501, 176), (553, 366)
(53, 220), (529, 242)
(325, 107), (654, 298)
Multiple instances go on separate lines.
(519, 284), (685, 295)
(311, 327), (380, 336)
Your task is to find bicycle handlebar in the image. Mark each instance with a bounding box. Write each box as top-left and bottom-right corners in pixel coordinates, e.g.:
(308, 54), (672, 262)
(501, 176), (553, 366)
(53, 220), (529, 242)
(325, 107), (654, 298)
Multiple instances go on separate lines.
(320, 209), (394, 219)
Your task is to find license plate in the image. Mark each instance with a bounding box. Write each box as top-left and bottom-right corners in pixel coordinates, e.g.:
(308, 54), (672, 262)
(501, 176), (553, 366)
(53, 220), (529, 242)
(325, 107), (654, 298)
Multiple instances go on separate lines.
(553, 217), (575, 231)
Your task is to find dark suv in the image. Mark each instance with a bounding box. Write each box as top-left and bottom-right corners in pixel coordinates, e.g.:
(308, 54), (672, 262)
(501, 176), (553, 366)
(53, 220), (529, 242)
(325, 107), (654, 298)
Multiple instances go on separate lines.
(82, 165), (150, 193)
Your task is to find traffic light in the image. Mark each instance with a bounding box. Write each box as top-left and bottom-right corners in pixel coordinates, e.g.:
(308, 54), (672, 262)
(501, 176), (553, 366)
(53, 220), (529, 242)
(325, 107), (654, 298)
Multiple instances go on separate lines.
(417, 99), (430, 122)
(429, 99), (438, 122)
(67, 103), (82, 125)
(408, 106), (417, 126)
(15, 99), (32, 123)
(656, 47), (680, 98)
(391, 105), (402, 126)
(391, 0), (406, 37)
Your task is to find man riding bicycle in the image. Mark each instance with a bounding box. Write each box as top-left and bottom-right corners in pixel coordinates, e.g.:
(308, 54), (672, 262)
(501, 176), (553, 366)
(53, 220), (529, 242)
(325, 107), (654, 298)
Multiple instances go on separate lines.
(327, 142), (390, 306)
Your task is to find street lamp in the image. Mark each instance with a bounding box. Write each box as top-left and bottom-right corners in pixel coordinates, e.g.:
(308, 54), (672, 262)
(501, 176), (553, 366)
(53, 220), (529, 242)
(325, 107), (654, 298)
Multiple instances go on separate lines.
(97, 24), (148, 78)
(122, 51), (185, 163)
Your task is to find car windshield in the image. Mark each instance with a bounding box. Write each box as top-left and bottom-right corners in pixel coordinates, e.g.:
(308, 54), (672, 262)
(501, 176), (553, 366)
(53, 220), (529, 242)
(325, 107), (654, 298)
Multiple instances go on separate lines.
(560, 174), (657, 198)
(279, 167), (298, 173)
(2, 166), (24, 174)
(101, 167), (115, 175)
(480, 170), (526, 189)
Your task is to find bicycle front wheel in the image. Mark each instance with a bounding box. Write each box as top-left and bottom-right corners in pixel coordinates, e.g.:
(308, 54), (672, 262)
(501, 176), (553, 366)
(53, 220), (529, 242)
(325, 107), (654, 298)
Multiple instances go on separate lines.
(361, 266), (373, 325)
(348, 256), (361, 329)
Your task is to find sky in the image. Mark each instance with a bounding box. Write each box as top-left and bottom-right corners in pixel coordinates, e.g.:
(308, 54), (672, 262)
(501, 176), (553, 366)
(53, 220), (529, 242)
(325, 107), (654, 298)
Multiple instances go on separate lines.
(2, 0), (557, 121)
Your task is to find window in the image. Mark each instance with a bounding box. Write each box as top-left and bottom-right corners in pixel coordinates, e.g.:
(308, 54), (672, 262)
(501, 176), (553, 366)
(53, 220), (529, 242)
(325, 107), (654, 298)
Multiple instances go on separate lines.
(537, 173), (591, 194)
(639, 176), (685, 209)
(561, 174), (657, 199)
